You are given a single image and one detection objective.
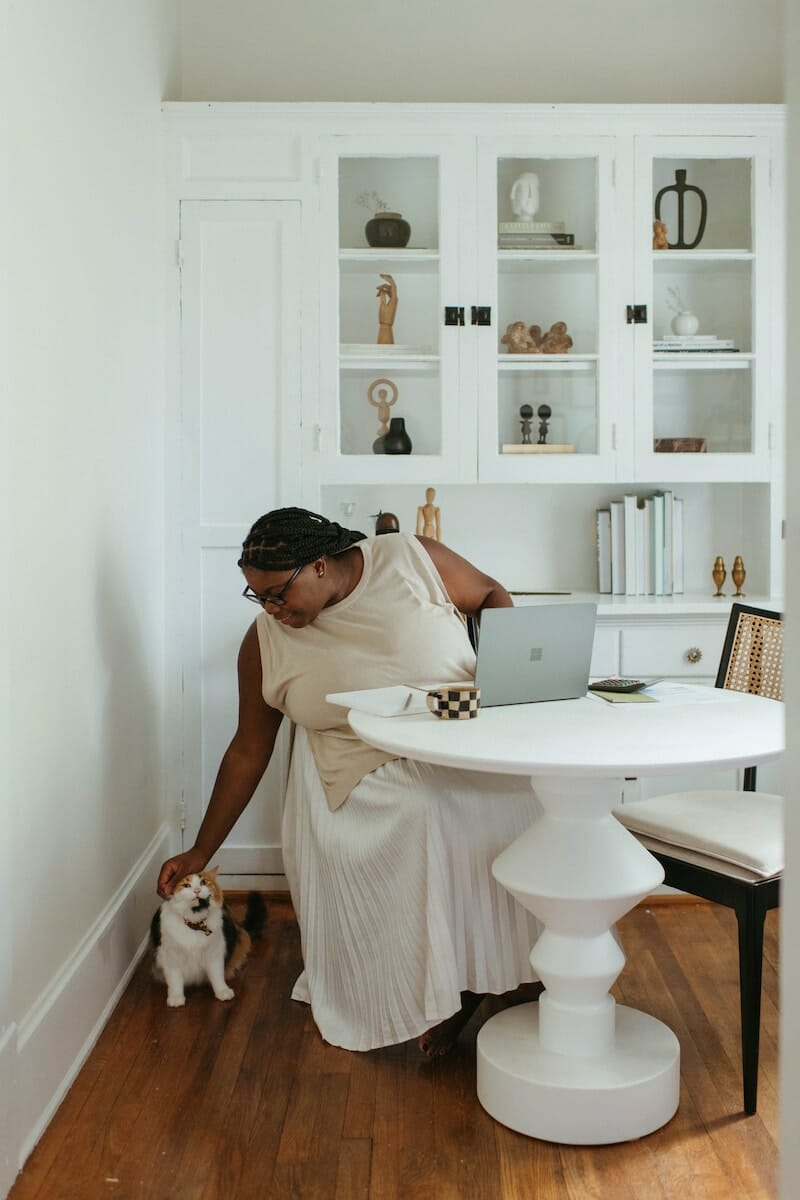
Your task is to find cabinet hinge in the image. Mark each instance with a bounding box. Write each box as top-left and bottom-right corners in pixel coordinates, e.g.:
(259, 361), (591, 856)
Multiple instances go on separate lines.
(626, 304), (647, 324)
(176, 240), (183, 270)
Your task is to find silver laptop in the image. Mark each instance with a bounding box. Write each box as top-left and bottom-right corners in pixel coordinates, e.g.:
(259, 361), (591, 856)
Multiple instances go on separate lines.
(474, 603), (597, 707)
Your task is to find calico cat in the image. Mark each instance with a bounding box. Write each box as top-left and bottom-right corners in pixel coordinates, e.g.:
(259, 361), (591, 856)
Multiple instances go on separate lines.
(150, 868), (266, 1007)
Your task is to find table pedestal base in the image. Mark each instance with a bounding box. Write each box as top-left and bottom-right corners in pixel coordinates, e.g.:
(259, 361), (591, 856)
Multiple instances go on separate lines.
(477, 1002), (679, 1144)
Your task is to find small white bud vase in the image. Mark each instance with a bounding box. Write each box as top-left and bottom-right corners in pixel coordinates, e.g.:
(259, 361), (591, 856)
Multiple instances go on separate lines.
(671, 310), (699, 336)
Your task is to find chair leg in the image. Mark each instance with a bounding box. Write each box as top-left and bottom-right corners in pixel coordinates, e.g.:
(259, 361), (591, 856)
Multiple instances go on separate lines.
(734, 889), (767, 1115)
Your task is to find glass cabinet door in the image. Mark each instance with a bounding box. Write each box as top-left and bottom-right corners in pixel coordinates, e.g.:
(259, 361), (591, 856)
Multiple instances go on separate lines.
(475, 137), (620, 483)
(633, 136), (773, 482)
(318, 136), (473, 484)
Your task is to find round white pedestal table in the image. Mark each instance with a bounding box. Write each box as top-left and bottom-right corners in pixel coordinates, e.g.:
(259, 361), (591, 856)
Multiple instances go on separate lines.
(349, 688), (783, 1144)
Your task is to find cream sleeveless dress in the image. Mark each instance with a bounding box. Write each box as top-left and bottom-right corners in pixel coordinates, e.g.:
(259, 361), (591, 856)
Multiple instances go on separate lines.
(256, 534), (541, 1051)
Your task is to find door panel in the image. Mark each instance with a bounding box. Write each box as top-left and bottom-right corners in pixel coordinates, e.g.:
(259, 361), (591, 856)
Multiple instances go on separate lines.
(179, 200), (302, 884)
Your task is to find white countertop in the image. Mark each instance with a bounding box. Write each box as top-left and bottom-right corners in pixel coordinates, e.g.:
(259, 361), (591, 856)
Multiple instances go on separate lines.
(510, 592), (782, 618)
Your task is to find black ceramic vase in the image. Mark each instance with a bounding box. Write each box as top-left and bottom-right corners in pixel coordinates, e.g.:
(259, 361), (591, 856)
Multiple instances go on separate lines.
(382, 417), (412, 454)
(365, 212), (411, 248)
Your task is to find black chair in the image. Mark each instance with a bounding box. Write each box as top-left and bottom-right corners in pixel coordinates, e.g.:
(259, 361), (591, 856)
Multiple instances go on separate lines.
(613, 603), (783, 1114)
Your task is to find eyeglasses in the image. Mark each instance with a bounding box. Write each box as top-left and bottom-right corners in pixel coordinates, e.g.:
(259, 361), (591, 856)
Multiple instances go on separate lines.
(242, 563), (306, 608)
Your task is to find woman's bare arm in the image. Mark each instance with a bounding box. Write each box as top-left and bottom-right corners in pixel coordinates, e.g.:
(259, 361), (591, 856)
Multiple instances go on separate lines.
(416, 536), (513, 617)
(157, 622), (282, 896)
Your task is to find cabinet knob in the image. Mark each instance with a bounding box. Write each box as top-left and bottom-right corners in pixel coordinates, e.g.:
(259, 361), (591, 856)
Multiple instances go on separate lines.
(685, 646), (703, 664)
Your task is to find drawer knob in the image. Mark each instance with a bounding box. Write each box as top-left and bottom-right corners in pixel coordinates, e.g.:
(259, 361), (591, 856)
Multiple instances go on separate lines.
(686, 646), (703, 664)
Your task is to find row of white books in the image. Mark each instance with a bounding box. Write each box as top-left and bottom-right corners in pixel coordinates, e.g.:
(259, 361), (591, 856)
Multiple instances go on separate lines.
(596, 492), (684, 596)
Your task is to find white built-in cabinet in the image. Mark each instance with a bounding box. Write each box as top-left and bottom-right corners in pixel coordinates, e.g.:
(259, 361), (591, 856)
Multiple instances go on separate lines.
(164, 104), (785, 885)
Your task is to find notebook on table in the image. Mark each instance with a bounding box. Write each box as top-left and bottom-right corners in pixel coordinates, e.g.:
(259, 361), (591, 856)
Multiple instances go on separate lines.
(474, 602), (597, 707)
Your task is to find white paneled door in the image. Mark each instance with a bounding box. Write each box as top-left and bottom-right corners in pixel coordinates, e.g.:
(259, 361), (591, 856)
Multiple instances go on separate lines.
(178, 200), (302, 886)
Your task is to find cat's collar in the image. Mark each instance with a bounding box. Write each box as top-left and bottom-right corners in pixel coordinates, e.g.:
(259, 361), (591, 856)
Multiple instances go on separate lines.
(184, 917), (213, 936)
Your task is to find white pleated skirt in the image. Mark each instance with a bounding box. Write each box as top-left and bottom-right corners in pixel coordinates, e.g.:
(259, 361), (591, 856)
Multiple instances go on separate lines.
(281, 727), (543, 1051)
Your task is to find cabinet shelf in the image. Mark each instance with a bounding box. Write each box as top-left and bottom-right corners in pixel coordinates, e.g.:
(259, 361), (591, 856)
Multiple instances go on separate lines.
(498, 251), (598, 270)
(652, 250), (753, 262)
(653, 354), (753, 369)
(339, 249), (440, 273)
(499, 355), (596, 370)
(339, 347), (438, 370)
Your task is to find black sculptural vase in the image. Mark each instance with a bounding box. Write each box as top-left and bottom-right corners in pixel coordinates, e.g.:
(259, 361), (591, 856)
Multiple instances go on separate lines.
(383, 417), (412, 454)
(365, 212), (411, 248)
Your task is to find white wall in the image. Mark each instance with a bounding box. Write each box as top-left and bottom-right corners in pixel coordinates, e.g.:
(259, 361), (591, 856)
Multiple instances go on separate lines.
(2, 0), (179, 1189)
(177, 0), (782, 103)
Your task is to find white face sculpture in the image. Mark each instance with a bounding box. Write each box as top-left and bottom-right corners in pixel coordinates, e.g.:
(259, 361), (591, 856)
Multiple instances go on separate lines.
(510, 172), (541, 220)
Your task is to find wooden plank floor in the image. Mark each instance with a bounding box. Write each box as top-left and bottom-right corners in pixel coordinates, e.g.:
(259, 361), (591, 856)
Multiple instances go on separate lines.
(10, 898), (779, 1200)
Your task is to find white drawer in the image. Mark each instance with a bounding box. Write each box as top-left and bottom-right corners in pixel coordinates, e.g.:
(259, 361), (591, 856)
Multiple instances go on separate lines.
(620, 622), (726, 678)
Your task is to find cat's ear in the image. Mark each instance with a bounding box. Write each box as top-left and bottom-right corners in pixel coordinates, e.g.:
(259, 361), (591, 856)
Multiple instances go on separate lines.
(205, 865), (220, 879)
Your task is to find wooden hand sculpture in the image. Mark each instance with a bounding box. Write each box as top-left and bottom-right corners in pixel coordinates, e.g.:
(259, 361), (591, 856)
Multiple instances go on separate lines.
(376, 273), (398, 345)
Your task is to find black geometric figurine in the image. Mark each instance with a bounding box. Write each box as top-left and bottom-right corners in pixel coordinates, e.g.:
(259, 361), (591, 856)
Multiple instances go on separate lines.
(537, 404), (551, 445)
(654, 169), (707, 249)
(520, 403), (533, 445)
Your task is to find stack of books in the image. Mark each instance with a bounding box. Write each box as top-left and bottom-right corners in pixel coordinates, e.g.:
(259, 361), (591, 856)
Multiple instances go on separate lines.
(596, 491), (684, 597)
(498, 220), (577, 249)
(653, 335), (738, 353)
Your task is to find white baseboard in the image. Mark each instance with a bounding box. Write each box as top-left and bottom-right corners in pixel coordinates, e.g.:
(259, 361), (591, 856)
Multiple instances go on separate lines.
(216, 843), (287, 893)
(10, 823), (172, 1183)
(0, 1024), (18, 1199)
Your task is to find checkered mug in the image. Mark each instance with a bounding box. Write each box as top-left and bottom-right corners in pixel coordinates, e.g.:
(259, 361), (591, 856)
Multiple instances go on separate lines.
(426, 684), (481, 720)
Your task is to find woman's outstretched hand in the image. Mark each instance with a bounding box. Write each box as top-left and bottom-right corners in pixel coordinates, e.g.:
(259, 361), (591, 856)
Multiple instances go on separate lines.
(157, 846), (208, 899)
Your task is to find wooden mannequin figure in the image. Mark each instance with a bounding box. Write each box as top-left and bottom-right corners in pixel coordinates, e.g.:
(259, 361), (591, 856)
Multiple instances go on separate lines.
(416, 487), (441, 541)
(376, 273), (398, 345)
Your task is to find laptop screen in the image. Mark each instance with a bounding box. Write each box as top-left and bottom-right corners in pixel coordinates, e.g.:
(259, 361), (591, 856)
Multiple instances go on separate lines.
(475, 603), (597, 707)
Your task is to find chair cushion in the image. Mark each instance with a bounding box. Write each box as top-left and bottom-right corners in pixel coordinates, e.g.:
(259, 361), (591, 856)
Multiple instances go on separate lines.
(613, 791), (784, 879)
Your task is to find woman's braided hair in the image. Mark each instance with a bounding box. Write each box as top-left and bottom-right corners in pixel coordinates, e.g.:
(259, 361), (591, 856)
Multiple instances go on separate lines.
(238, 507), (367, 572)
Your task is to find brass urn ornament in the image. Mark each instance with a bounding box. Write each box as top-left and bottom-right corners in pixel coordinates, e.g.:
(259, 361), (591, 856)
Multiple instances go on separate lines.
(712, 555), (727, 597)
(731, 555), (747, 597)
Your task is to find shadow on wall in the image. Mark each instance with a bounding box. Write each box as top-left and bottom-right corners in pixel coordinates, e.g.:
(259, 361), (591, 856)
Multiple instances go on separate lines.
(94, 541), (165, 924)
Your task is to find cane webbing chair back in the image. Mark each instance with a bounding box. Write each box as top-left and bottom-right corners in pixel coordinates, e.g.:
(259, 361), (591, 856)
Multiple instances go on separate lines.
(717, 604), (783, 701)
(614, 602), (783, 1114)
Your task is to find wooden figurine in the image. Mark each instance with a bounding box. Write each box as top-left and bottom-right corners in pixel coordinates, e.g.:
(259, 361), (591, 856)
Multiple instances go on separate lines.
(376, 273), (398, 345)
(501, 320), (572, 354)
(540, 321), (573, 354)
(368, 377), (398, 453)
(501, 321), (541, 354)
(537, 404), (552, 445)
(652, 219), (669, 250)
(416, 487), (441, 541)
(520, 403), (534, 444)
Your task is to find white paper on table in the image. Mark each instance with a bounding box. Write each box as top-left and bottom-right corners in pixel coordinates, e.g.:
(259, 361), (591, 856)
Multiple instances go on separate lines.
(643, 682), (740, 706)
(326, 686), (430, 717)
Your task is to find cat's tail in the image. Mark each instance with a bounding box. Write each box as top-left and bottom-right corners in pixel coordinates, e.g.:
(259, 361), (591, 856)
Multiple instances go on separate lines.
(243, 891), (267, 940)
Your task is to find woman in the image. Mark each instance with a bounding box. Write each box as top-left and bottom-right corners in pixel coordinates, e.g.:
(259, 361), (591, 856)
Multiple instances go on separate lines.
(157, 507), (541, 1054)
